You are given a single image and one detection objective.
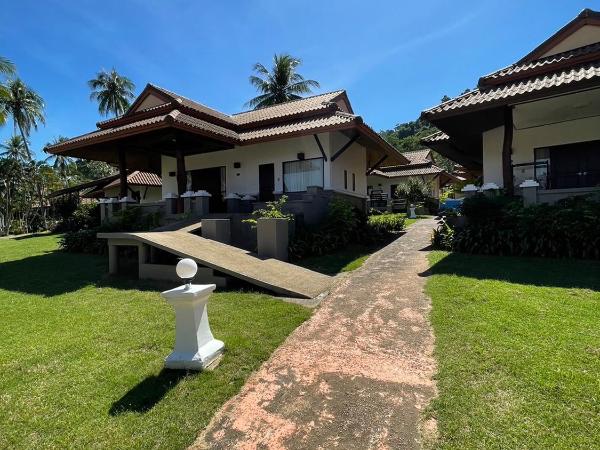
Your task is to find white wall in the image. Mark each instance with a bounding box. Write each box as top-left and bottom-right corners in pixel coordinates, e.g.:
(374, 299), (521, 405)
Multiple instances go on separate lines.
(482, 126), (505, 187)
(541, 25), (600, 57)
(162, 133), (366, 196)
(329, 132), (368, 198)
(103, 185), (163, 203)
(367, 174), (440, 198)
(482, 108), (600, 188)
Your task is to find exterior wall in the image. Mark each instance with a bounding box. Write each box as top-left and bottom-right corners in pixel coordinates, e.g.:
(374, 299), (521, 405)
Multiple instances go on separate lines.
(541, 25), (600, 57)
(482, 126), (505, 187)
(482, 111), (600, 188)
(367, 174), (440, 198)
(329, 132), (368, 199)
(103, 185), (162, 203)
(161, 131), (368, 199)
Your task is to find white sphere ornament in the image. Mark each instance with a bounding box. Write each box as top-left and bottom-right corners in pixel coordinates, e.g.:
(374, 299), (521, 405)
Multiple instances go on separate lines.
(176, 258), (198, 281)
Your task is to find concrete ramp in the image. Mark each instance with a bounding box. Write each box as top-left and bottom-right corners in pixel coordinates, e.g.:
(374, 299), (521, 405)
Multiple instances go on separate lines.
(98, 231), (332, 299)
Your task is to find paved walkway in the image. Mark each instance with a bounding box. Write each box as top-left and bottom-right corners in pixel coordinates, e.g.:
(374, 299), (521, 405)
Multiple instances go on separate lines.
(193, 218), (439, 449)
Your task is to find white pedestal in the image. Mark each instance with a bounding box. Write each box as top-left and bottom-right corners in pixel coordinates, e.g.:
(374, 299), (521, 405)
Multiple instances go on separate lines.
(408, 206), (417, 219)
(161, 283), (224, 370)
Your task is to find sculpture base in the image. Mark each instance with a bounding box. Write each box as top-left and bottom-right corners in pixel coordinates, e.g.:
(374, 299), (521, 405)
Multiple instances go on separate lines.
(164, 339), (225, 371)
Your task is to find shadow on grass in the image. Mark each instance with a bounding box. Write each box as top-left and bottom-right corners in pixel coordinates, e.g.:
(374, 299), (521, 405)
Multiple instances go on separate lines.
(422, 252), (600, 291)
(293, 243), (386, 275)
(0, 249), (171, 296)
(109, 369), (192, 415)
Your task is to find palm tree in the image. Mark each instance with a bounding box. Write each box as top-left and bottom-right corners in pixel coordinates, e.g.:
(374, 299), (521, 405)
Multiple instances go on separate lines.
(0, 135), (31, 162)
(245, 53), (320, 109)
(0, 78), (45, 155)
(44, 136), (71, 181)
(0, 56), (17, 126)
(88, 68), (136, 117)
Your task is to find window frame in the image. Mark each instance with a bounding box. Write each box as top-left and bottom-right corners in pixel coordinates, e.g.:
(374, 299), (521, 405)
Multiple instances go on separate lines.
(282, 156), (325, 193)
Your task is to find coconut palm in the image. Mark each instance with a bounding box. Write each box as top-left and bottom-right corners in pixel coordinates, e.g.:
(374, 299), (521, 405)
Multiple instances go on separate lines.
(245, 53), (320, 109)
(88, 68), (136, 117)
(0, 135), (31, 162)
(44, 136), (71, 181)
(0, 78), (46, 155)
(0, 56), (17, 127)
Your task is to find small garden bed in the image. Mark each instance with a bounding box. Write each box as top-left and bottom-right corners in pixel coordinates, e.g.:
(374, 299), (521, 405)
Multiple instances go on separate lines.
(0, 235), (310, 449)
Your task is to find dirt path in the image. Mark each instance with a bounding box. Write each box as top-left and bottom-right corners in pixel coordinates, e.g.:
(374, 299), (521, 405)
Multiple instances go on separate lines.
(193, 218), (439, 449)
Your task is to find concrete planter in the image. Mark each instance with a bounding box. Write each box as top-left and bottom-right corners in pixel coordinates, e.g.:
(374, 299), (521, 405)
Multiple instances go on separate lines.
(257, 218), (289, 261)
(202, 218), (231, 244)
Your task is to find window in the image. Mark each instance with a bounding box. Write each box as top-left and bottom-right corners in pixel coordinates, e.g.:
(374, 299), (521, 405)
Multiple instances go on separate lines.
(344, 170), (348, 189)
(535, 141), (600, 189)
(352, 173), (356, 191)
(390, 184), (399, 199)
(283, 158), (324, 192)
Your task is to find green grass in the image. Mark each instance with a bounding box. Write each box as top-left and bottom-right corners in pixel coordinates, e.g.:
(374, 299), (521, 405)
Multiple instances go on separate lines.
(426, 251), (600, 449)
(294, 244), (382, 275)
(0, 235), (311, 449)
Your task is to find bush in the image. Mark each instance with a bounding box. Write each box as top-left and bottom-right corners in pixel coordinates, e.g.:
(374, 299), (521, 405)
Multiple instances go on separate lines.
(432, 194), (600, 259)
(395, 178), (431, 204)
(54, 202), (100, 232)
(289, 201), (405, 260)
(59, 205), (161, 254)
(431, 219), (454, 250)
(243, 195), (292, 227)
(367, 213), (406, 235)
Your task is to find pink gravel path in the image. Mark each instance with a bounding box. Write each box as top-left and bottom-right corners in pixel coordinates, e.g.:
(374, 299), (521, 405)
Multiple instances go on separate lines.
(192, 218), (438, 449)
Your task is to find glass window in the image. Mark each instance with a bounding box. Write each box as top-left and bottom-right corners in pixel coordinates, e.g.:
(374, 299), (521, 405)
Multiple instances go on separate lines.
(283, 158), (324, 192)
(352, 173), (356, 191)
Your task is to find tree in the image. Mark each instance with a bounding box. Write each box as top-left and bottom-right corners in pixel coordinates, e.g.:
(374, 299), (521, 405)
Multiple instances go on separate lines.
(73, 158), (115, 181)
(0, 78), (45, 154)
(44, 136), (72, 182)
(246, 53), (320, 109)
(88, 68), (136, 117)
(0, 56), (17, 126)
(0, 135), (31, 162)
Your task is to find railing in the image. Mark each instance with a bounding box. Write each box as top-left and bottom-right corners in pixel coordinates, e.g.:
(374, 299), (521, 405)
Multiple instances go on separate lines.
(512, 161), (549, 190)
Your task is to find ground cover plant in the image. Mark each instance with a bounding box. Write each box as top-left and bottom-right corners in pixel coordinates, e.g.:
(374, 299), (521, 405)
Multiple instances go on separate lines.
(426, 251), (600, 448)
(0, 234), (310, 449)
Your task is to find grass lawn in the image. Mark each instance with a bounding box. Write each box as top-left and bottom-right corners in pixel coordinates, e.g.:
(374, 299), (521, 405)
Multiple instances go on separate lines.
(0, 235), (311, 449)
(426, 251), (600, 449)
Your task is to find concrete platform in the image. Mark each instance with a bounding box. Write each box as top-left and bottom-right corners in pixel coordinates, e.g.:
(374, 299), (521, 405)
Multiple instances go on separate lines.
(98, 231), (332, 299)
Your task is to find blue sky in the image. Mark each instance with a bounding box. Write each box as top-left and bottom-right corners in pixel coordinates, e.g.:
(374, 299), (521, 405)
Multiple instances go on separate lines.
(1, 0), (596, 159)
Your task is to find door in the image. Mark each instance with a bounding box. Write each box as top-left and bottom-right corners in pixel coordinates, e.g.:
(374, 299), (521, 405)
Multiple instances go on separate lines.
(191, 166), (226, 212)
(550, 141), (600, 189)
(259, 163), (275, 201)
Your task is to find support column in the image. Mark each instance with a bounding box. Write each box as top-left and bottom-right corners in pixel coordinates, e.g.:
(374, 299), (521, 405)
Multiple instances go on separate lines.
(502, 107), (514, 196)
(118, 148), (128, 200)
(176, 148), (187, 197)
(108, 242), (118, 275)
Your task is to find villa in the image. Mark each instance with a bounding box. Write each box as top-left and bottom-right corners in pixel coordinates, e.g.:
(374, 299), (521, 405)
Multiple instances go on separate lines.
(422, 8), (600, 204)
(47, 84), (406, 220)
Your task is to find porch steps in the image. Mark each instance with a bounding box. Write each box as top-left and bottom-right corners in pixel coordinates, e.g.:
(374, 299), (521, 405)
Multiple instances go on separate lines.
(98, 231), (332, 299)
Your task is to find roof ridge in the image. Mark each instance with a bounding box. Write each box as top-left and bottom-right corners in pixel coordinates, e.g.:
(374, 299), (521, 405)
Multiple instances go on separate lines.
(231, 90), (346, 116)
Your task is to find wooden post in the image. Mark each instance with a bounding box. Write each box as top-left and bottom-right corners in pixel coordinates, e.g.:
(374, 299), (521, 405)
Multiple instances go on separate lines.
(118, 149), (128, 199)
(502, 107), (514, 196)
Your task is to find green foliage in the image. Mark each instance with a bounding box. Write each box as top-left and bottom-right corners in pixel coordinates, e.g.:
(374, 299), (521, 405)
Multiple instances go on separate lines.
(395, 177), (431, 204)
(88, 68), (136, 117)
(367, 212), (406, 235)
(55, 202), (100, 232)
(431, 219), (454, 250)
(72, 158), (116, 182)
(243, 195), (292, 227)
(246, 53), (320, 109)
(59, 206), (161, 254)
(290, 200), (405, 260)
(434, 194), (600, 259)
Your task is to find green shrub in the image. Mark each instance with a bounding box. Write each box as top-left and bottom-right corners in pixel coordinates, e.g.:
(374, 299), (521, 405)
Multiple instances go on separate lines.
(54, 202), (100, 232)
(59, 206), (161, 254)
(243, 195), (293, 227)
(431, 219), (454, 250)
(367, 213), (406, 235)
(395, 178), (431, 204)
(433, 194), (600, 259)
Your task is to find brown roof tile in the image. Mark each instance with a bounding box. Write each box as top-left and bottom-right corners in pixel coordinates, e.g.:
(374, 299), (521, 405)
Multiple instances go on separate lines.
(401, 149), (431, 164)
(104, 171), (162, 188)
(372, 164), (444, 178)
(423, 61), (600, 117)
(232, 90), (345, 125)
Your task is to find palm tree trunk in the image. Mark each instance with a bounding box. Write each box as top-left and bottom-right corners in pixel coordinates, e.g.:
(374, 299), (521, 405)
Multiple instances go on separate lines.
(17, 124), (31, 160)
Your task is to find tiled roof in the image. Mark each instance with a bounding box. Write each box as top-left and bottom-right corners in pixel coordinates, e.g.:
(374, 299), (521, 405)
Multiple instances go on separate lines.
(372, 164), (444, 178)
(423, 61), (600, 117)
(232, 90), (345, 125)
(402, 149), (431, 164)
(238, 112), (357, 141)
(480, 41), (600, 85)
(104, 171), (161, 188)
(421, 131), (449, 143)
